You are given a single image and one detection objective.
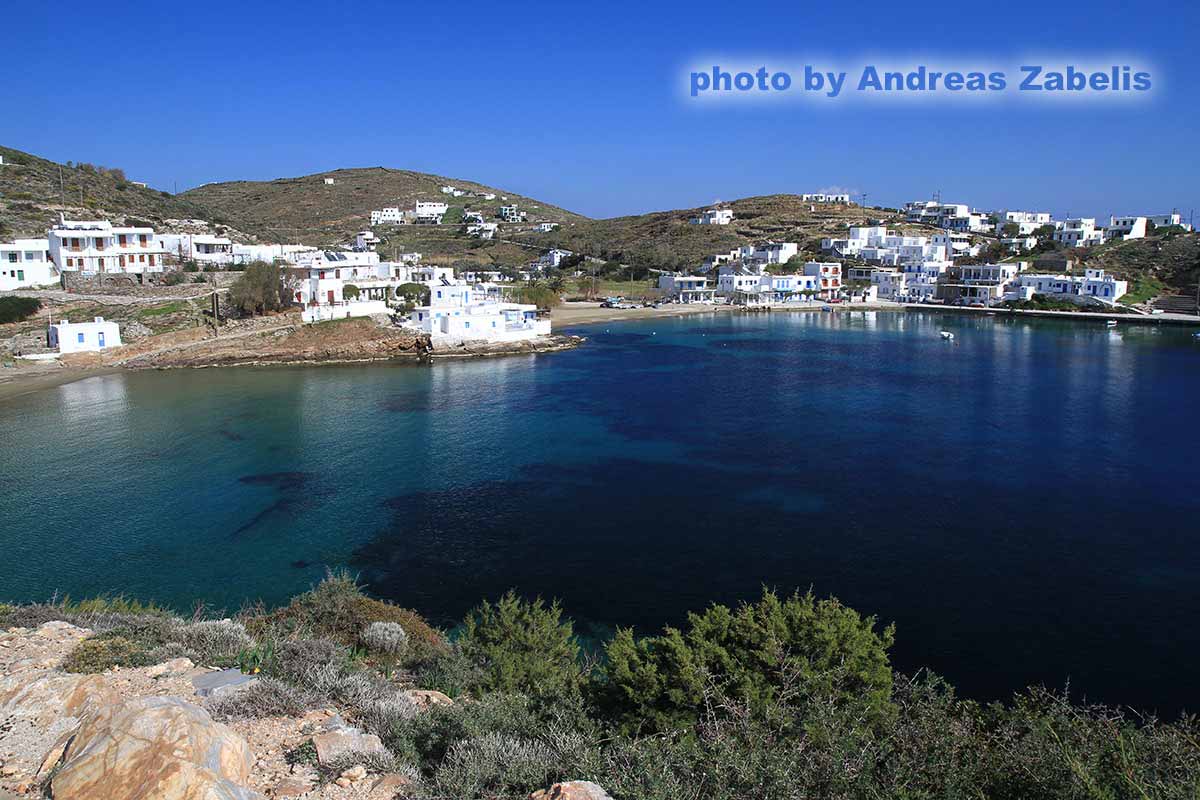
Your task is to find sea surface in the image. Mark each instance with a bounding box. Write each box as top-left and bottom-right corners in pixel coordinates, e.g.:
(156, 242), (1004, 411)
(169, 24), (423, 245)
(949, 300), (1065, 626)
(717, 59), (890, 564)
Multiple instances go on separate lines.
(2, 310), (1198, 714)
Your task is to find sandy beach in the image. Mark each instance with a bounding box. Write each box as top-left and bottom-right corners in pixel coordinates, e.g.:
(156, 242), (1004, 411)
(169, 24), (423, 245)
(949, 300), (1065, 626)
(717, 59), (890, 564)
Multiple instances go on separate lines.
(0, 362), (120, 403)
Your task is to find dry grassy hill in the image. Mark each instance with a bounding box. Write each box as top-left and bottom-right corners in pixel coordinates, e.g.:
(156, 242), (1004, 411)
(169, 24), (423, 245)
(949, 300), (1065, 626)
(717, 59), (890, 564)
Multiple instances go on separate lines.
(0, 145), (215, 239)
(523, 194), (898, 270)
(180, 167), (587, 247)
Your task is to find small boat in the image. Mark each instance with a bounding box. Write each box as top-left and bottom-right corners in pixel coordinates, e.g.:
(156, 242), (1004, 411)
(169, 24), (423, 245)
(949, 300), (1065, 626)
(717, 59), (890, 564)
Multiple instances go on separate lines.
(939, 331), (955, 340)
(1106, 320), (1118, 327)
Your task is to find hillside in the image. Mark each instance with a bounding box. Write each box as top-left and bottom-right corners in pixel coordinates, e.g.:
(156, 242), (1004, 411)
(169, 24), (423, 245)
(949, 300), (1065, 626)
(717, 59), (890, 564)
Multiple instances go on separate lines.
(180, 167), (588, 247)
(0, 145), (216, 239)
(1079, 229), (1200, 302)
(523, 194), (897, 270)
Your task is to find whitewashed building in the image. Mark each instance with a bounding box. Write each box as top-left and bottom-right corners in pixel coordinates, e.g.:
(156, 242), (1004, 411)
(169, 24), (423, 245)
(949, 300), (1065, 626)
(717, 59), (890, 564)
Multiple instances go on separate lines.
(49, 317), (122, 353)
(0, 239), (56, 289)
(534, 222), (559, 232)
(536, 249), (573, 269)
(996, 210), (1053, 236)
(801, 192), (852, 204)
(802, 261), (842, 296)
(466, 223), (498, 239)
(658, 274), (716, 303)
(370, 207), (405, 225)
(158, 233), (235, 266)
(1015, 268), (1127, 304)
(899, 261), (952, 301)
(691, 207), (733, 225)
(498, 205), (527, 222)
(905, 201), (990, 232)
(1144, 212), (1192, 231)
(1054, 218), (1104, 248)
(1103, 216), (1148, 242)
(936, 263), (1021, 305)
(409, 280), (550, 345)
(48, 219), (166, 274)
(414, 201), (448, 223)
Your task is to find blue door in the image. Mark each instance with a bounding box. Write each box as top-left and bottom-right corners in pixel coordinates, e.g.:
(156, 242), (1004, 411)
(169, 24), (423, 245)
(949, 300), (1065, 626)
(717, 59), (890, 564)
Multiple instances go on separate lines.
(98, 332), (105, 348)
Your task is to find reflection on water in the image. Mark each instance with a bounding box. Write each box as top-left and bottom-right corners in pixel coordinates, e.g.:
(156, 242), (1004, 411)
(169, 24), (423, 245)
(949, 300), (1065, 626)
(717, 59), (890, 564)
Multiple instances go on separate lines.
(1, 311), (1198, 714)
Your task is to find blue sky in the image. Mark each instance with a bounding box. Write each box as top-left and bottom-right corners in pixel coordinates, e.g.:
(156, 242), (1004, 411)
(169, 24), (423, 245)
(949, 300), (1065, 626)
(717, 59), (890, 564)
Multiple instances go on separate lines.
(4, 0), (1197, 221)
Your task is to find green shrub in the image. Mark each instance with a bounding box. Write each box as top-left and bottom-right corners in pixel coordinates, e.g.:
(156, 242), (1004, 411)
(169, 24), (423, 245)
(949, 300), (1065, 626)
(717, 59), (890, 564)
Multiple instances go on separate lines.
(0, 296), (41, 324)
(459, 591), (584, 706)
(63, 635), (153, 673)
(600, 588), (895, 734)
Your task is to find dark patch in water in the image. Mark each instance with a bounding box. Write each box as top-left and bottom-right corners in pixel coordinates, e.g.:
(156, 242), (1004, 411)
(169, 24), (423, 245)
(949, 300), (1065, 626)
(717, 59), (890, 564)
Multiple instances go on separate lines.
(233, 472), (323, 536)
(291, 559), (311, 569)
(238, 471), (314, 488)
(218, 429), (245, 442)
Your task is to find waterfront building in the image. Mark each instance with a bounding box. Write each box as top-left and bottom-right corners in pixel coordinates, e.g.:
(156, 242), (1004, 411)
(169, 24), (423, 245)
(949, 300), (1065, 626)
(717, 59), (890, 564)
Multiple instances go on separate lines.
(936, 263), (1021, 305)
(802, 261), (842, 296)
(1014, 268), (1127, 304)
(49, 317), (121, 353)
(658, 274), (716, 303)
(48, 219), (166, 274)
(0, 239), (56, 289)
(408, 280), (550, 344)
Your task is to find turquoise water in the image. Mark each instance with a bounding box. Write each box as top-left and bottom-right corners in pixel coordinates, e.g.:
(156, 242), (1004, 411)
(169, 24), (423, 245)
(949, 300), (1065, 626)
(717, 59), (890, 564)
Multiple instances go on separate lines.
(2, 310), (1199, 713)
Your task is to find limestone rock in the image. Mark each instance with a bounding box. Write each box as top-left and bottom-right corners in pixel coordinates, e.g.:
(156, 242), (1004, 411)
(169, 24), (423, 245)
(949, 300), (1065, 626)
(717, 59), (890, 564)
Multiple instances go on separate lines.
(311, 727), (388, 766)
(271, 776), (314, 797)
(402, 689), (453, 712)
(530, 781), (615, 800)
(367, 773), (412, 799)
(146, 657), (196, 678)
(48, 695), (263, 800)
(340, 764), (367, 782)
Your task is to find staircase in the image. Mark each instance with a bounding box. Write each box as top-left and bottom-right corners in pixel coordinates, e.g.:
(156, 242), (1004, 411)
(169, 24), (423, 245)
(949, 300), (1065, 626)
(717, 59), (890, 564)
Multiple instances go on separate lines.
(1150, 295), (1199, 315)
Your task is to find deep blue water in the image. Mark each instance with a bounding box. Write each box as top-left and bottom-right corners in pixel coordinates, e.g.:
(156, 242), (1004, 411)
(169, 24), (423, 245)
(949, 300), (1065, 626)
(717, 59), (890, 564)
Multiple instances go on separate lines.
(2, 310), (1199, 715)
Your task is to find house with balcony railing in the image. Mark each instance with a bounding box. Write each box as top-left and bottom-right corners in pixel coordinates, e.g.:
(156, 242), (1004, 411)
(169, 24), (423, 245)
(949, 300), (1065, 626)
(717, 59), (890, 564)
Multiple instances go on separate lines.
(48, 218), (166, 274)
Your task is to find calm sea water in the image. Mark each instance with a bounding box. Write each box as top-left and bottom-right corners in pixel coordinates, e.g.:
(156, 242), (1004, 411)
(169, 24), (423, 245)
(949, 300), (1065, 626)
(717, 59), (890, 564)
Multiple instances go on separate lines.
(2, 310), (1198, 714)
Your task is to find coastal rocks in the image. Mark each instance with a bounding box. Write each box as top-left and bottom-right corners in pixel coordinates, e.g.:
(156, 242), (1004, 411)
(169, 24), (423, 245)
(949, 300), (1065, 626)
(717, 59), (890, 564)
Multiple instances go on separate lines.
(47, 696), (263, 800)
(530, 781), (615, 800)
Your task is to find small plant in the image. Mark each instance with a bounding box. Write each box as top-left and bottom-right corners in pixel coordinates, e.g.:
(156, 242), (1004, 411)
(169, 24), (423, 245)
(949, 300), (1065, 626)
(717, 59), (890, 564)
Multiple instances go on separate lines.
(179, 619), (252, 666)
(63, 635), (150, 673)
(362, 621), (408, 677)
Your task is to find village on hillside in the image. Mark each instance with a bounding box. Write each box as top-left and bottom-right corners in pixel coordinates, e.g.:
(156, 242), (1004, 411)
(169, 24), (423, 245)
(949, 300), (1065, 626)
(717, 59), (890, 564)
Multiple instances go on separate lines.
(1, 152), (1198, 369)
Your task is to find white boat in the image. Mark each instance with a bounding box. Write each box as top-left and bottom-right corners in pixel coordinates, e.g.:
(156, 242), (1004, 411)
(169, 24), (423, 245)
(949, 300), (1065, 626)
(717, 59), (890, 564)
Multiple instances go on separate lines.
(939, 331), (954, 340)
(1106, 320), (1118, 327)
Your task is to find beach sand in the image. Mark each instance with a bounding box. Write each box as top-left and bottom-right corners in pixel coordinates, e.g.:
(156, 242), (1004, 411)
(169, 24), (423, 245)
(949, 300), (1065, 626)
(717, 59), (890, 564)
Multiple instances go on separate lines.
(0, 362), (119, 403)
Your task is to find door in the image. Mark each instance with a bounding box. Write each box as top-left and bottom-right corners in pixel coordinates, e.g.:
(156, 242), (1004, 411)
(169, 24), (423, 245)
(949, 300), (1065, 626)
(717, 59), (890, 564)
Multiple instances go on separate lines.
(327, 290), (335, 304)
(98, 332), (106, 348)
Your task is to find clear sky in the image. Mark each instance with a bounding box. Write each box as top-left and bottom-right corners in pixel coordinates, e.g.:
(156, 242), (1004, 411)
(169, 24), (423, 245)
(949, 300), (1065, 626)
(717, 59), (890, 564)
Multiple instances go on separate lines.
(5, 0), (1197, 221)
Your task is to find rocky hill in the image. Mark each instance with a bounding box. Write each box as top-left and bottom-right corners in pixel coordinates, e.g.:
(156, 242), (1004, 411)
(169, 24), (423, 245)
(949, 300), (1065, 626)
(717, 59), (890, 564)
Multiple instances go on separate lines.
(521, 194), (898, 270)
(0, 145), (214, 239)
(180, 167), (588, 246)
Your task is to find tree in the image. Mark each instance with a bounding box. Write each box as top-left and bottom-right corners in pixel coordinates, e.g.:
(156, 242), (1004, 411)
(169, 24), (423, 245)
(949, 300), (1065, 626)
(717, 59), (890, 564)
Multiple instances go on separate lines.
(459, 591), (584, 707)
(343, 284), (360, 301)
(228, 261), (290, 316)
(600, 588), (895, 734)
(1001, 222), (1020, 237)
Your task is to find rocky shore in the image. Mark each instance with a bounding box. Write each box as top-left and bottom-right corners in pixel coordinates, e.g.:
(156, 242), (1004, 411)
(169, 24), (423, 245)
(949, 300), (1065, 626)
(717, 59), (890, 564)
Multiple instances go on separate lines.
(0, 621), (612, 800)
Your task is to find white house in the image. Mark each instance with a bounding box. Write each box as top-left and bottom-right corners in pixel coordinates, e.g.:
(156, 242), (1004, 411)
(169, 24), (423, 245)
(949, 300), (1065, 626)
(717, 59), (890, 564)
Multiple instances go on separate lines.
(936, 263), (1021, 305)
(408, 280), (550, 345)
(49, 317), (122, 354)
(466, 223), (498, 239)
(536, 249), (573, 269)
(48, 219), (166, 274)
(1054, 218), (1104, 248)
(716, 265), (768, 295)
(0, 239), (56, 289)
(801, 192), (852, 204)
(462, 211), (486, 224)
(996, 210), (1053, 236)
(370, 207), (405, 225)
(498, 205), (527, 223)
(870, 269), (906, 300)
(658, 274), (716, 303)
(691, 207), (734, 225)
(1015, 268), (1127, 304)
(1144, 212), (1192, 231)
(898, 261), (951, 301)
(1002, 236), (1039, 253)
(414, 201), (448, 223)
(157, 233), (235, 266)
(1103, 216), (1149, 242)
(323, 177), (335, 185)
(802, 261), (842, 296)
(905, 201), (990, 232)
(292, 250), (400, 322)
(535, 222), (559, 233)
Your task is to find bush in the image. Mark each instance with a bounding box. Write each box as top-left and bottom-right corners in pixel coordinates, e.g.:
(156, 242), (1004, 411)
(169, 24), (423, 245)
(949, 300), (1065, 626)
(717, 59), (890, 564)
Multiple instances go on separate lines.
(208, 677), (316, 720)
(178, 619), (252, 666)
(600, 588), (895, 734)
(0, 296), (41, 324)
(62, 636), (151, 673)
(459, 592), (584, 707)
(228, 261), (290, 316)
(249, 570), (446, 667)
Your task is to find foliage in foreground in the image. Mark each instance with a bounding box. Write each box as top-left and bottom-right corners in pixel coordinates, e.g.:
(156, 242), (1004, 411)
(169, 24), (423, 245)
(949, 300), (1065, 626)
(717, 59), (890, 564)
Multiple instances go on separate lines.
(228, 261), (290, 316)
(0, 295), (41, 324)
(7, 573), (1200, 799)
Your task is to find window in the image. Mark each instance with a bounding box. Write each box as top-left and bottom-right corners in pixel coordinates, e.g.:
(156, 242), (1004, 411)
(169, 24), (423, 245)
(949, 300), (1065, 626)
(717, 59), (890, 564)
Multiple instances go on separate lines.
(148, 255), (155, 266)
(77, 333), (85, 343)
(118, 234), (127, 246)
(6, 253), (15, 263)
